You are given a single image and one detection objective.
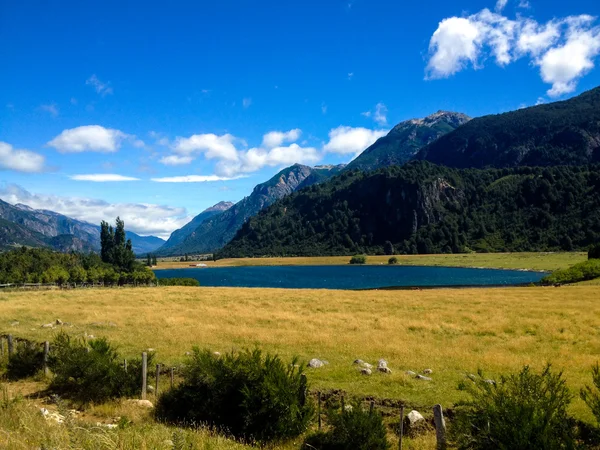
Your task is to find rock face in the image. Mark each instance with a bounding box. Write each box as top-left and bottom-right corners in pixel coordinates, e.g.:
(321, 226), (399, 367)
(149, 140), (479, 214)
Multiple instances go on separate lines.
(345, 111), (471, 173)
(165, 164), (345, 255)
(156, 201), (233, 255)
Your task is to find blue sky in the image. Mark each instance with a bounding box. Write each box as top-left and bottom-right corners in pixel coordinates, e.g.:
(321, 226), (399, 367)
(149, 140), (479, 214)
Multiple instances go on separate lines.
(1, 0), (599, 238)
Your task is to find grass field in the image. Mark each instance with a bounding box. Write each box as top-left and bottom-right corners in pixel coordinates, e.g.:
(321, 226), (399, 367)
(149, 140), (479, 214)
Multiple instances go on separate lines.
(153, 252), (587, 271)
(1, 283), (599, 424)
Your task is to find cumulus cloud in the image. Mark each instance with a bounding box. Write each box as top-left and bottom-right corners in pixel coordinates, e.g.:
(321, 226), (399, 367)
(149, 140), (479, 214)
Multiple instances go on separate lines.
(48, 125), (144, 153)
(151, 175), (246, 183)
(161, 128), (321, 176)
(262, 129), (301, 148)
(0, 142), (46, 173)
(323, 126), (387, 155)
(0, 184), (190, 239)
(86, 74), (113, 96)
(70, 174), (140, 182)
(426, 5), (600, 96)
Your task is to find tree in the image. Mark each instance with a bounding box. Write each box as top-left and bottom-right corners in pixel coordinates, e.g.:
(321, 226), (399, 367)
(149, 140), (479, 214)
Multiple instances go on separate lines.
(100, 221), (114, 264)
(100, 217), (136, 272)
(152, 254), (157, 266)
(146, 254), (152, 267)
(384, 241), (394, 255)
(589, 244), (600, 260)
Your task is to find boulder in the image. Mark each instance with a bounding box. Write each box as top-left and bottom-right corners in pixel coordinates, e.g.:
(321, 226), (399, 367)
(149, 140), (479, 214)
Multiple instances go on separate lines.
(404, 410), (429, 437)
(308, 358), (325, 368)
(378, 367), (392, 374)
(55, 319), (63, 325)
(377, 359), (388, 369)
(405, 370), (416, 376)
(353, 359), (364, 365)
(485, 379), (496, 385)
(41, 323), (54, 329)
(126, 399), (154, 408)
(423, 369), (433, 375)
(415, 374), (432, 381)
(363, 362), (373, 369)
(361, 368), (372, 376)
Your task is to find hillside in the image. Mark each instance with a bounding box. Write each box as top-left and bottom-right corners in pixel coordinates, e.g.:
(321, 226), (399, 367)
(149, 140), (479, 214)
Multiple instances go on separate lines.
(156, 201), (233, 255)
(0, 199), (164, 254)
(345, 111), (470, 172)
(218, 162), (600, 257)
(416, 86), (600, 168)
(162, 164), (345, 255)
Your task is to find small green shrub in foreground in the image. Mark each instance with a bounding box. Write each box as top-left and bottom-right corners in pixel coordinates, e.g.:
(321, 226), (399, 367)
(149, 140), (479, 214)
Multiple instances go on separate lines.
(158, 277), (200, 286)
(6, 341), (44, 380)
(303, 400), (390, 450)
(388, 257), (398, 265)
(48, 332), (152, 404)
(452, 365), (574, 450)
(542, 259), (600, 285)
(155, 348), (313, 443)
(349, 255), (367, 265)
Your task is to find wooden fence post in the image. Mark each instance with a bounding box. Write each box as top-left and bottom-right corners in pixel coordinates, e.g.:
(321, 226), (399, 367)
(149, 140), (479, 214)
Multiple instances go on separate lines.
(7, 335), (14, 358)
(155, 364), (161, 397)
(398, 405), (405, 450)
(0, 337), (4, 357)
(318, 392), (322, 430)
(43, 341), (50, 376)
(433, 404), (447, 450)
(141, 352), (147, 400)
(170, 367), (174, 389)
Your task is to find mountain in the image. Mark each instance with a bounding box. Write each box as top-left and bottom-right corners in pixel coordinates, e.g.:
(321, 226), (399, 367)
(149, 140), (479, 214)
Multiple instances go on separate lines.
(156, 201), (233, 255)
(0, 199), (165, 254)
(416, 86), (600, 168)
(345, 111), (471, 172)
(218, 162), (600, 258)
(161, 163), (345, 255)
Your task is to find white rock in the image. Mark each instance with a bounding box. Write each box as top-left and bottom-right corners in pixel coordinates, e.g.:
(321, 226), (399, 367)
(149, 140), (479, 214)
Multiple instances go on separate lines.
(377, 359), (388, 369)
(416, 374), (432, 381)
(485, 379), (496, 385)
(406, 370), (416, 376)
(344, 404), (354, 412)
(308, 358), (325, 368)
(126, 399), (154, 408)
(41, 323), (54, 329)
(353, 359), (364, 365)
(361, 368), (372, 376)
(213, 351), (221, 356)
(378, 367), (392, 374)
(363, 362), (373, 369)
(407, 410), (425, 426)
(55, 319), (63, 325)
(423, 369), (433, 375)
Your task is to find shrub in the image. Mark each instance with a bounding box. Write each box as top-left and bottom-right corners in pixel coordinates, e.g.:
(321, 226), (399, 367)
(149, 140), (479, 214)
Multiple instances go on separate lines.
(48, 332), (152, 404)
(581, 363), (600, 425)
(388, 257), (398, 265)
(6, 341), (44, 380)
(452, 365), (574, 449)
(302, 400), (390, 450)
(542, 259), (600, 285)
(349, 255), (367, 265)
(589, 244), (600, 260)
(158, 277), (200, 287)
(155, 348), (313, 443)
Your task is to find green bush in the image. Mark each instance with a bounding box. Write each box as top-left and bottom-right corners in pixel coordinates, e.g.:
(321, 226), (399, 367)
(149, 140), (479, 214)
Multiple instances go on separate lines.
(349, 255), (367, 265)
(48, 332), (152, 404)
(6, 341), (44, 380)
(158, 277), (200, 287)
(589, 244), (600, 260)
(155, 348), (313, 443)
(542, 259), (600, 285)
(452, 365), (574, 449)
(581, 363), (600, 425)
(388, 257), (398, 265)
(303, 400), (390, 450)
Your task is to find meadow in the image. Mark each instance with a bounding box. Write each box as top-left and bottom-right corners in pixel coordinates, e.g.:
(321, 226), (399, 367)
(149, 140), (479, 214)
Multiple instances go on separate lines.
(154, 251), (587, 271)
(1, 283), (599, 422)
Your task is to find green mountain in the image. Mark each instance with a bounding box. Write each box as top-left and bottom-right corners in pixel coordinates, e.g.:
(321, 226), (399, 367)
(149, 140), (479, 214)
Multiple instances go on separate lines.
(156, 201), (233, 255)
(162, 163), (345, 255)
(345, 111), (470, 172)
(218, 162), (600, 257)
(416, 86), (600, 168)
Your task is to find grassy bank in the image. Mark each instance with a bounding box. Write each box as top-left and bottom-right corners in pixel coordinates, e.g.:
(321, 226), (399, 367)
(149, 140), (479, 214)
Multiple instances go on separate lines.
(153, 252), (586, 271)
(1, 285), (599, 423)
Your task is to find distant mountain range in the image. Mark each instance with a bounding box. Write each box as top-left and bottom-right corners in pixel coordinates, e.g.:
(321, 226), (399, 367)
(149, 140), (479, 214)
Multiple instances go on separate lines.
(345, 111), (470, 172)
(155, 164), (345, 256)
(0, 199), (164, 254)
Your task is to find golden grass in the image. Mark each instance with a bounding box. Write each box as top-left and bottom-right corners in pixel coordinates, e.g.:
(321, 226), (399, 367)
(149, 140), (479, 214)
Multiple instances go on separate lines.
(153, 252), (586, 271)
(1, 284), (600, 423)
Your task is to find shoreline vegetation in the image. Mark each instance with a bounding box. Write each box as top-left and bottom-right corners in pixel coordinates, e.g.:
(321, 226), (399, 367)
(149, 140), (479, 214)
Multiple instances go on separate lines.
(151, 251), (587, 272)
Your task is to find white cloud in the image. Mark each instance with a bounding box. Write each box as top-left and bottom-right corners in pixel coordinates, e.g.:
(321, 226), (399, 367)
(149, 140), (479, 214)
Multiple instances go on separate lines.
(151, 175), (246, 183)
(261, 129), (301, 148)
(323, 126), (387, 155)
(426, 6), (600, 97)
(48, 125), (144, 153)
(518, 0), (530, 8)
(0, 184), (190, 239)
(0, 142), (46, 173)
(243, 97), (252, 108)
(70, 174), (140, 182)
(159, 155), (194, 166)
(39, 104), (59, 117)
(86, 74), (113, 96)
(362, 103), (388, 125)
(173, 133), (239, 161)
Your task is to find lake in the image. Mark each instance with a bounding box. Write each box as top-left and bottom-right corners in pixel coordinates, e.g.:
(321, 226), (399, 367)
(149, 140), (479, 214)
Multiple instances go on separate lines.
(154, 265), (546, 290)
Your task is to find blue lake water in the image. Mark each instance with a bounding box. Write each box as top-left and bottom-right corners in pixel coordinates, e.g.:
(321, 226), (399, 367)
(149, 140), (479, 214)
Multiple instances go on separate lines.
(154, 265), (546, 290)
